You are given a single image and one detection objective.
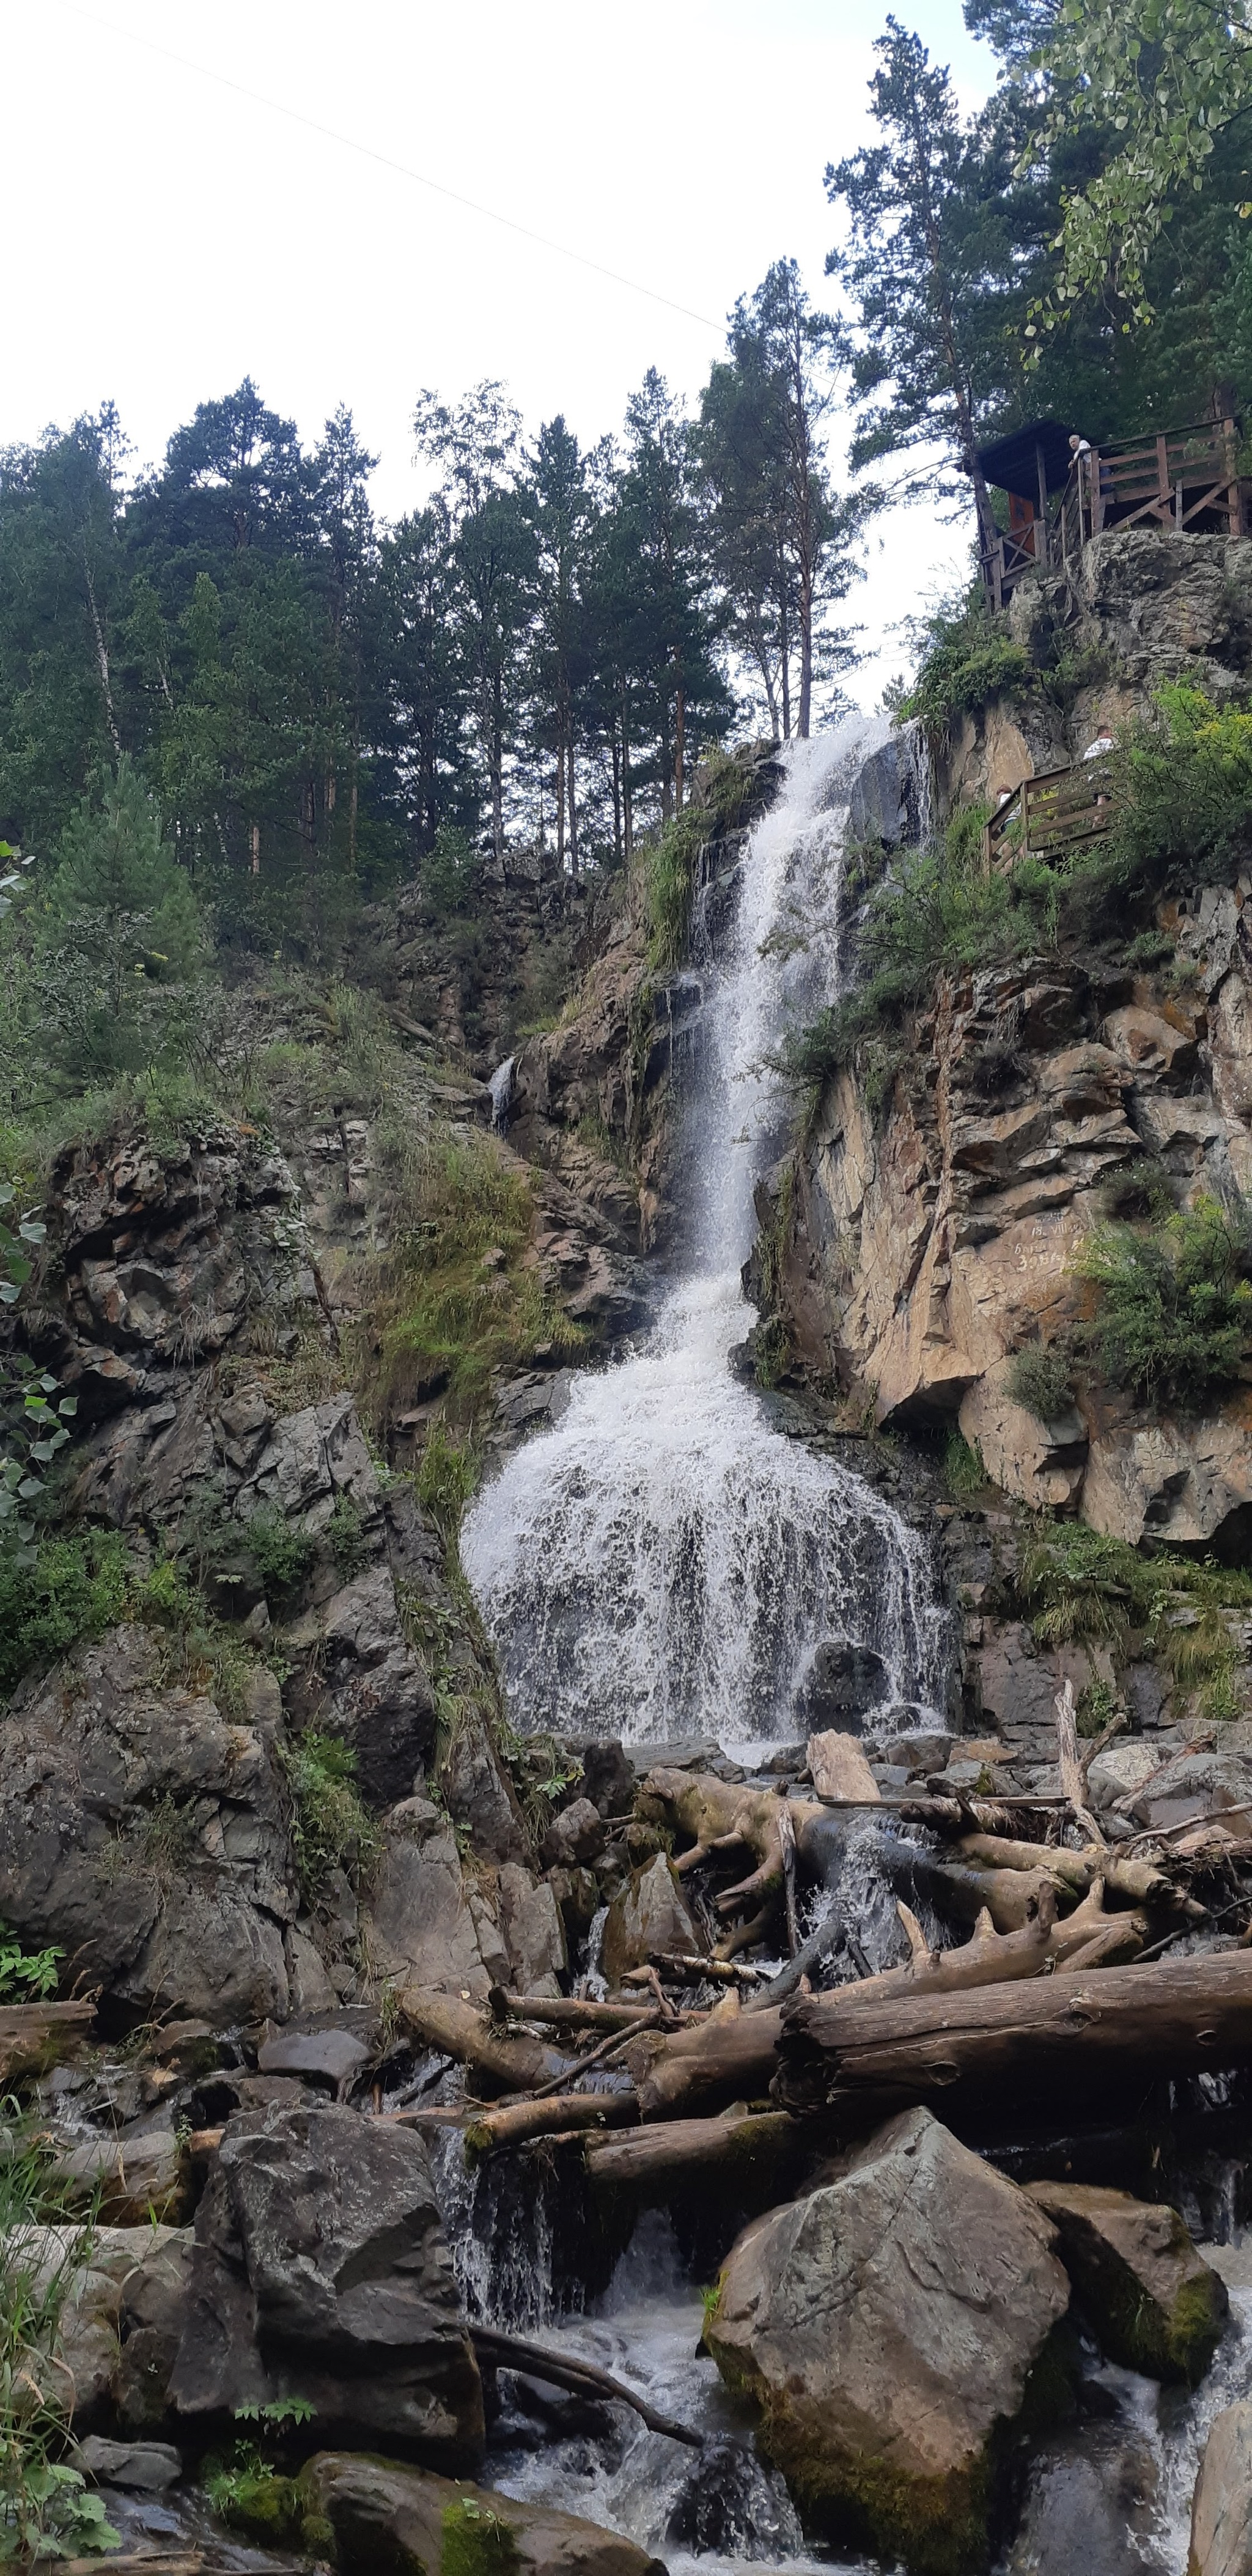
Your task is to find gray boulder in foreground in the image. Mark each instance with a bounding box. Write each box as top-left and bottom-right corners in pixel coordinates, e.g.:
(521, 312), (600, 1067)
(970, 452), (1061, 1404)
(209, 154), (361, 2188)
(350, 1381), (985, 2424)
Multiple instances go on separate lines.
(299, 2452), (666, 2576)
(705, 2105), (1070, 2576)
(1024, 2179), (1227, 2383)
(1190, 2401), (1252, 2576)
(169, 2103), (483, 2468)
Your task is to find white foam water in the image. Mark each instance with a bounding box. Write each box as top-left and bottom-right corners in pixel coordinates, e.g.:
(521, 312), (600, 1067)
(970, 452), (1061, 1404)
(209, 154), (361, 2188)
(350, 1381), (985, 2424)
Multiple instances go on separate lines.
(462, 722), (946, 1747)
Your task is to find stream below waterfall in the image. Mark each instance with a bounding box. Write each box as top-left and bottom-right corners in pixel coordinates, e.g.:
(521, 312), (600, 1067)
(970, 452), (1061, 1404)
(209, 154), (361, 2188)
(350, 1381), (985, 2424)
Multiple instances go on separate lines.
(452, 725), (1252, 2572)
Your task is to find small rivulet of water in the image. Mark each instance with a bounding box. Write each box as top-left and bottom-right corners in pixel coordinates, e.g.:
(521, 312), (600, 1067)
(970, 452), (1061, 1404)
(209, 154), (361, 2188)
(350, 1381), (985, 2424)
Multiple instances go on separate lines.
(463, 723), (948, 1752)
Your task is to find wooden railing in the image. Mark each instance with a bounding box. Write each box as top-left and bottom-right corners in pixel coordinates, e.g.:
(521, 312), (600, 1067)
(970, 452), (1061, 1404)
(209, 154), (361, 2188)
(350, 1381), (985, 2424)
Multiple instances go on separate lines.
(983, 758), (1118, 872)
(981, 418), (1248, 608)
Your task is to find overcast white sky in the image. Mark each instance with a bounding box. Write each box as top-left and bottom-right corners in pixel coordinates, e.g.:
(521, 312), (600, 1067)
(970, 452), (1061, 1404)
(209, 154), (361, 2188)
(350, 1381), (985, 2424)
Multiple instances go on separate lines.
(9, 0), (995, 707)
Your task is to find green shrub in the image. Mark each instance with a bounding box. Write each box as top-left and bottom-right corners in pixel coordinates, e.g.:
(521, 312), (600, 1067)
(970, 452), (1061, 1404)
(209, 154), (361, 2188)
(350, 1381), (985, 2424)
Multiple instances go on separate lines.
(896, 591), (1031, 739)
(1006, 1342), (1074, 1422)
(1014, 1524), (1252, 1721)
(944, 1431), (985, 1497)
(0, 1528), (130, 1694)
(416, 1425), (479, 1534)
(0, 1926), (62, 2002)
(327, 1494), (367, 1581)
(279, 1729), (380, 1905)
(355, 1124), (581, 1436)
(238, 1507), (318, 1605)
(0, 2119), (119, 2560)
(1077, 1197), (1252, 1411)
(1099, 687), (1252, 900)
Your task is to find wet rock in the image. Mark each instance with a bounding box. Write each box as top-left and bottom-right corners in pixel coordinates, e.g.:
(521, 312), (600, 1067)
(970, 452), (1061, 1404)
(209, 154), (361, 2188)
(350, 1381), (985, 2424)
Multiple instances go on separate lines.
(57, 2127), (190, 2227)
(581, 1740), (635, 1818)
(70, 2435), (182, 2491)
(1086, 1741), (1163, 1810)
(541, 1798), (606, 1867)
(1190, 2397), (1252, 2576)
(284, 1558), (438, 1808)
(601, 1853), (705, 1987)
(113, 2232), (196, 2432)
(1003, 2425), (1160, 2575)
(706, 2105), (1070, 2575)
(440, 1704), (529, 1864)
(795, 1642), (889, 1730)
(547, 1865), (600, 1944)
(806, 1730), (880, 1802)
(367, 1797), (504, 2000)
(0, 1623), (295, 2023)
(300, 2451), (665, 2576)
(1026, 2181), (1227, 2383)
(876, 1727), (956, 1776)
(497, 1862), (567, 1995)
(256, 2023), (373, 2094)
(1130, 1746), (1252, 1832)
(169, 2103), (482, 2466)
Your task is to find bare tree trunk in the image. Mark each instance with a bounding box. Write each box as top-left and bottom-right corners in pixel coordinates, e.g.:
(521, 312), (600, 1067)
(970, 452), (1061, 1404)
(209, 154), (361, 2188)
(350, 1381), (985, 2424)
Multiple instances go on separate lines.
(674, 681), (686, 814)
(611, 728), (623, 864)
(622, 698), (634, 864)
(567, 735), (578, 874)
(249, 822), (261, 877)
(83, 558), (121, 755)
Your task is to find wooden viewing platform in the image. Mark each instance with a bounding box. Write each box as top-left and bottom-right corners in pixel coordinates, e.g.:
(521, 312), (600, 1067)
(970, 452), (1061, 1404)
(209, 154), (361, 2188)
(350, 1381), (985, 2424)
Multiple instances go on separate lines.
(983, 756), (1118, 872)
(978, 416), (1249, 612)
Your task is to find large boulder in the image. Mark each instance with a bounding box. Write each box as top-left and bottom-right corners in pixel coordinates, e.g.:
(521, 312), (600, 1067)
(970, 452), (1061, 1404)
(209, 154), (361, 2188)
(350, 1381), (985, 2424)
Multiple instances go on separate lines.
(1025, 2181), (1226, 2383)
(299, 2451), (665, 2576)
(601, 1854), (704, 1988)
(1189, 2399), (1252, 2576)
(366, 1797), (507, 1999)
(0, 1626), (295, 2023)
(169, 2103), (482, 2467)
(23, 2224), (190, 2437)
(706, 2106), (1071, 2576)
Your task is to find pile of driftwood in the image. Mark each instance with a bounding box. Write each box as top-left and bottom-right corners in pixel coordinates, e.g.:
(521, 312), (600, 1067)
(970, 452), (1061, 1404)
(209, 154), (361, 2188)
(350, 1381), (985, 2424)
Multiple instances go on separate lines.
(397, 1688), (1252, 2190)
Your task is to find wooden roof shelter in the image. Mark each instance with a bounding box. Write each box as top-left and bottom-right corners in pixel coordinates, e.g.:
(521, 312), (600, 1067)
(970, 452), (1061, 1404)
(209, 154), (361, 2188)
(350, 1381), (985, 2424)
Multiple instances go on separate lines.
(978, 415), (1249, 611)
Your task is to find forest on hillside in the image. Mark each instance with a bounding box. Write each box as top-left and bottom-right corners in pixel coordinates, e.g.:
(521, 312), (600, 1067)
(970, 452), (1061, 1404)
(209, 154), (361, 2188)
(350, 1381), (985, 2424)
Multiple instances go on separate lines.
(0, 0), (1249, 967)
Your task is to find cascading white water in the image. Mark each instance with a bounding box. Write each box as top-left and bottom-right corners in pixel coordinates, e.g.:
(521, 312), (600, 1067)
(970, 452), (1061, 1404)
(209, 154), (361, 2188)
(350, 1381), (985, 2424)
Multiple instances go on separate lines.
(463, 722), (947, 1749)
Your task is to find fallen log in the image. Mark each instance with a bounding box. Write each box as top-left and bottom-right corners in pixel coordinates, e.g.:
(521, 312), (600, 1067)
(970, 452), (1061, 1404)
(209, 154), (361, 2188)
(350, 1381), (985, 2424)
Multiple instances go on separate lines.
(464, 2091), (639, 2155)
(489, 1989), (661, 2031)
(627, 1882), (1152, 2116)
(399, 1990), (570, 2093)
(469, 2325), (701, 2445)
(954, 1834), (1176, 1911)
(0, 1999), (95, 2086)
(584, 2106), (820, 2201)
(628, 1996), (784, 2121)
(638, 1768), (817, 1925)
(775, 1949), (1252, 2113)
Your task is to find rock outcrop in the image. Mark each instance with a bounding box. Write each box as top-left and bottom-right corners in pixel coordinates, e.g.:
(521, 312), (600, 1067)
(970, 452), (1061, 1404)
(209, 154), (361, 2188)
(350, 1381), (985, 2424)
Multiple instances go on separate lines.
(300, 2451), (666, 2576)
(705, 2105), (1071, 2575)
(774, 904), (1252, 1550)
(0, 1626), (295, 2024)
(1024, 2180), (1227, 2382)
(169, 2103), (484, 2466)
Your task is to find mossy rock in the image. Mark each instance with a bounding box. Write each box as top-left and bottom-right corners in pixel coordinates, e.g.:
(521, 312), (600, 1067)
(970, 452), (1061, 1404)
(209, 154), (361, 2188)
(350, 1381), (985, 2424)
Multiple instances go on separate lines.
(215, 2470), (304, 2545)
(442, 2496), (521, 2576)
(1026, 2181), (1228, 2385)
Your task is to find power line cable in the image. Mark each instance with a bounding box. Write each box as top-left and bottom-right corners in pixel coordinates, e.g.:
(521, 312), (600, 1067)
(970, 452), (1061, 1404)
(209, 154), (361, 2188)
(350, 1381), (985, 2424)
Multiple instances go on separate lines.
(46, 0), (724, 337)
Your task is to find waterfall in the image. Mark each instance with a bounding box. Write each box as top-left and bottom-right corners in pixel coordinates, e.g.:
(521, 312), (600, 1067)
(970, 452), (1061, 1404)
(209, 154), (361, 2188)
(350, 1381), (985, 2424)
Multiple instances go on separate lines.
(463, 720), (948, 1751)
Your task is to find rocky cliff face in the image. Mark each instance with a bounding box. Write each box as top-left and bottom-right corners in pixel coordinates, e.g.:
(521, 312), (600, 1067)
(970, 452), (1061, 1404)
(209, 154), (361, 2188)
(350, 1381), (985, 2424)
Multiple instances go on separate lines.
(942, 528), (1252, 811)
(776, 895), (1252, 1549)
